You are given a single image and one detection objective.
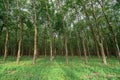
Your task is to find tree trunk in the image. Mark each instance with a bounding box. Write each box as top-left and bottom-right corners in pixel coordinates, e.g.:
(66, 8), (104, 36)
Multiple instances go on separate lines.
(82, 1), (107, 65)
(69, 27), (74, 57)
(3, 0), (9, 63)
(50, 35), (53, 62)
(28, 30), (31, 57)
(60, 36), (64, 56)
(16, 17), (23, 64)
(16, 0), (23, 64)
(76, 32), (81, 57)
(44, 38), (47, 57)
(85, 31), (91, 58)
(33, 0), (38, 64)
(97, 0), (120, 61)
(3, 20), (9, 62)
(45, 2), (53, 62)
(44, 24), (47, 57)
(74, 5), (82, 57)
(65, 36), (68, 64)
(82, 33), (88, 64)
(96, 43), (100, 58)
(99, 41), (107, 65)
(57, 0), (69, 64)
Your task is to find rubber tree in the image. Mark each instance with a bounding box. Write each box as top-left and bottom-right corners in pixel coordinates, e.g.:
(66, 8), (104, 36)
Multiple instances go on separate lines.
(32, 0), (38, 64)
(3, 0), (9, 62)
(16, 0), (23, 64)
(82, 0), (107, 65)
(97, 0), (120, 61)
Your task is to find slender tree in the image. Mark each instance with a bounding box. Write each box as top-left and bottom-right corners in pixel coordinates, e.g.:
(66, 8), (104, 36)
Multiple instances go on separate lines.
(16, 0), (23, 64)
(82, 0), (107, 65)
(3, 0), (9, 62)
(33, 0), (38, 64)
(97, 0), (120, 61)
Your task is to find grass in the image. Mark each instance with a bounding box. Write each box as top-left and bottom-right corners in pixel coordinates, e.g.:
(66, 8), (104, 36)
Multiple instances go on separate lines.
(0, 56), (120, 80)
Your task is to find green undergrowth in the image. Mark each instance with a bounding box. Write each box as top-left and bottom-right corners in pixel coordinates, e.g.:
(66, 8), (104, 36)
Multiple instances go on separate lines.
(0, 56), (120, 80)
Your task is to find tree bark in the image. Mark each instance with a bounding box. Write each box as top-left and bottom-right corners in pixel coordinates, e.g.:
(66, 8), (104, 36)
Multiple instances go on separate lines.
(45, 2), (53, 62)
(74, 5), (82, 57)
(96, 43), (100, 58)
(33, 0), (38, 64)
(97, 0), (120, 61)
(82, 0), (107, 65)
(16, 17), (23, 64)
(99, 41), (107, 65)
(82, 32), (88, 64)
(60, 36), (64, 56)
(3, 0), (9, 62)
(57, 0), (69, 64)
(44, 23), (47, 57)
(16, 0), (23, 64)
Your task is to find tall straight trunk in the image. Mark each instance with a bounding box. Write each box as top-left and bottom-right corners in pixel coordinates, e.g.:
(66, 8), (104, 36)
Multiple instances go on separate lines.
(16, 0), (23, 64)
(44, 37), (47, 57)
(82, 1), (107, 65)
(99, 41), (107, 65)
(74, 5), (82, 57)
(91, 0), (107, 63)
(50, 35), (53, 62)
(57, 0), (68, 64)
(60, 36), (64, 56)
(53, 36), (56, 56)
(33, 0), (38, 64)
(13, 23), (18, 57)
(45, 2), (53, 62)
(96, 43), (100, 58)
(97, 27), (107, 65)
(97, 0), (120, 61)
(90, 0), (101, 58)
(65, 35), (68, 64)
(81, 33), (88, 64)
(63, 20), (68, 64)
(100, 25), (110, 57)
(44, 23), (47, 57)
(84, 31), (91, 58)
(16, 17), (23, 63)
(3, 0), (9, 62)
(69, 24), (74, 57)
(69, 29), (74, 56)
(63, 15), (68, 64)
(86, 40), (91, 57)
(76, 30), (81, 57)
(3, 19), (9, 62)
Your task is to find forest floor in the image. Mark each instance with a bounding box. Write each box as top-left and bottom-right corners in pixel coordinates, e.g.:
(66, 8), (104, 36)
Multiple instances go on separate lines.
(0, 56), (120, 80)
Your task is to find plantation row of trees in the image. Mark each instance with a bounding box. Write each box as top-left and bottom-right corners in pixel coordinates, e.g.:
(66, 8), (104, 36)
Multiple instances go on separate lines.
(0, 0), (120, 65)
